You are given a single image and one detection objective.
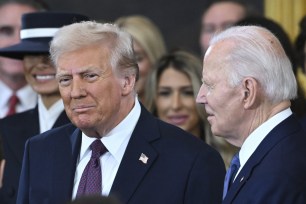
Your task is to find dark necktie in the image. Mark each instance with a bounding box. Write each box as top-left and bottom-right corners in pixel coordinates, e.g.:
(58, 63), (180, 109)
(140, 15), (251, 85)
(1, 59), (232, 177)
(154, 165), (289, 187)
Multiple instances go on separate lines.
(6, 94), (19, 116)
(223, 153), (240, 199)
(76, 139), (107, 197)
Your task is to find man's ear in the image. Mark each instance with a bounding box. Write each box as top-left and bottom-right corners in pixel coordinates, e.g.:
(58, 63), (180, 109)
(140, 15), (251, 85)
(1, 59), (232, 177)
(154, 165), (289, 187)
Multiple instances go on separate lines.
(242, 77), (259, 109)
(121, 75), (136, 96)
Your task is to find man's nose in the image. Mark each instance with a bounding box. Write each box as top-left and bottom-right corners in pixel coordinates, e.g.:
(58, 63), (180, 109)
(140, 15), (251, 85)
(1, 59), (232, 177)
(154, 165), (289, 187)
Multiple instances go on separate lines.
(70, 79), (87, 98)
(196, 84), (207, 104)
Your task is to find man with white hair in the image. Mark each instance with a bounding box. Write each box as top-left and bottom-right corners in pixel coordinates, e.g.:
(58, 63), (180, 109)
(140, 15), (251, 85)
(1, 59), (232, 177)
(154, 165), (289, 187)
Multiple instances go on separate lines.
(17, 21), (226, 204)
(197, 25), (306, 203)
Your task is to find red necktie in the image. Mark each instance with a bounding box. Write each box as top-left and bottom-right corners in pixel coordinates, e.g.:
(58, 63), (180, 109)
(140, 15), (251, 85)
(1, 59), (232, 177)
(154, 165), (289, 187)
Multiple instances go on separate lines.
(76, 139), (107, 197)
(6, 94), (19, 116)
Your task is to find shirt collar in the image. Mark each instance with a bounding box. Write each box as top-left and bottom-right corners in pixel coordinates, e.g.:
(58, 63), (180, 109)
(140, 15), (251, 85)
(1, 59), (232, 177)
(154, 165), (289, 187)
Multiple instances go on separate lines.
(239, 108), (292, 168)
(38, 95), (64, 116)
(0, 80), (13, 108)
(80, 97), (141, 163)
(16, 85), (38, 108)
(38, 95), (65, 133)
(0, 81), (37, 107)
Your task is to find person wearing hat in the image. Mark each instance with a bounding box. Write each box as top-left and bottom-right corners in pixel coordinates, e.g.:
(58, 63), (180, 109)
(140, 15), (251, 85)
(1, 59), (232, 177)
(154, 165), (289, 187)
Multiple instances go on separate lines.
(0, 1), (42, 119)
(0, 11), (89, 204)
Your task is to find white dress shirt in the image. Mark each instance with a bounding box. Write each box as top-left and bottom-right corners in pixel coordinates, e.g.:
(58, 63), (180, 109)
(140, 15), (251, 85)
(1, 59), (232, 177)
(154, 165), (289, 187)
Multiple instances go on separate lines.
(235, 108), (292, 180)
(0, 80), (37, 118)
(72, 98), (141, 199)
(38, 96), (65, 133)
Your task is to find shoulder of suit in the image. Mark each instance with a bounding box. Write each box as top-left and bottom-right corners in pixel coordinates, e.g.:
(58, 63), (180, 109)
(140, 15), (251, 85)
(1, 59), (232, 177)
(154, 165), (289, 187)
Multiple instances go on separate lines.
(28, 123), (77, 142)
(0, 108), (37, 125)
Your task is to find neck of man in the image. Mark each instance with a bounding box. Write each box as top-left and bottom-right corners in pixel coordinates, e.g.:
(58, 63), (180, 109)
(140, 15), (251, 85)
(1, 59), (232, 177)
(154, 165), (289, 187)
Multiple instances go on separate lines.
(238, 100), (291, 147)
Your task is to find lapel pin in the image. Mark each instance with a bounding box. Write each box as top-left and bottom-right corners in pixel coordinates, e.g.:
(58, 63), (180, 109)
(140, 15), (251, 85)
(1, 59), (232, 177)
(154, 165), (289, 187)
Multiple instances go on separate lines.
(139, 153), (148, 164)
(240, 177), (244, 182)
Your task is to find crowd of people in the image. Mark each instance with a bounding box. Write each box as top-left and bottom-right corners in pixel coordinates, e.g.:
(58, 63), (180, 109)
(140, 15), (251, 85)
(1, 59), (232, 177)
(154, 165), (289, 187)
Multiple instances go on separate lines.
(0, 0), (305, 203)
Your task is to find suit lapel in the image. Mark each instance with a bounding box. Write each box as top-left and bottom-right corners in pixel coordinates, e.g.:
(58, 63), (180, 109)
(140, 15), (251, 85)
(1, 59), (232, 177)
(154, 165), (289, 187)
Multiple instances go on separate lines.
(13, 107), (39, 163)
(14, 109), (68, 164)
(224, 115), (300, 203)
(110, 105), (159, 203)
(50, 125), (81, 200)
(69, 128), (82, 194)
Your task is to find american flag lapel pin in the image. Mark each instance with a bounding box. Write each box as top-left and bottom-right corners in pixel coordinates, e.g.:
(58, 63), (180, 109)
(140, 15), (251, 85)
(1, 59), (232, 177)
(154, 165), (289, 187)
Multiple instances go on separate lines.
(139, 153), (148, 164)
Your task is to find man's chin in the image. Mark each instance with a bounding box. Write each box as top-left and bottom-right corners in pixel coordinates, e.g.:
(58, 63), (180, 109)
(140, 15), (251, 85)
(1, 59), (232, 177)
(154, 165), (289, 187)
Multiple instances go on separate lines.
(73, 120), (91, 129)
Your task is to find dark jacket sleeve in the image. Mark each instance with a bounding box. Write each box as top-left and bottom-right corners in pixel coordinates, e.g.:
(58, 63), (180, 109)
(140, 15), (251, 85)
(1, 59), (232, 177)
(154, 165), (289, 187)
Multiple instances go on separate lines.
(185, 146), (225, 204)
(16, 139), (30, 204)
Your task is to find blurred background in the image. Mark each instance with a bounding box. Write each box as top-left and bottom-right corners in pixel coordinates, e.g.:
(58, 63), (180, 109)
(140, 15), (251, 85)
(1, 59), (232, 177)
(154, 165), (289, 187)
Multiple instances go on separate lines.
(42, 0), (264, 55)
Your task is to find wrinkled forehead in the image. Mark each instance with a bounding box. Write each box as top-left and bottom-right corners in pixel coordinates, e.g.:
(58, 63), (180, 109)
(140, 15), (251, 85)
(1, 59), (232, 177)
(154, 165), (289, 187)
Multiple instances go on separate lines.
(56, 44), (113, 72)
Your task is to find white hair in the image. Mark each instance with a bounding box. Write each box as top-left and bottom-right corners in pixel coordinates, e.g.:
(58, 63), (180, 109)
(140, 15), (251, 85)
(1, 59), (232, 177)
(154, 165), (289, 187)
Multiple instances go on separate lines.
(210, 25), (297, 103)
(50, 21), (139, 80)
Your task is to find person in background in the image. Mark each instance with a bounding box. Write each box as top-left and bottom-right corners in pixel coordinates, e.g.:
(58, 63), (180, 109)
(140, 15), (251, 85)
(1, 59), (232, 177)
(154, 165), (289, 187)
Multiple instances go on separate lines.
(199, 0), (254, 55)
(0, 134), (5, 189)
(0, 12), (89, 204)
(115, 15), (167, 103)
(295, 15), (306, 129)
(197, 25), (306, 203)
(295, 15), (306, 76)
(145, 50), (206, 140)
(0, 0), (44, 118)
(17, 21), (225, 204)
(144, 49), (238, 168)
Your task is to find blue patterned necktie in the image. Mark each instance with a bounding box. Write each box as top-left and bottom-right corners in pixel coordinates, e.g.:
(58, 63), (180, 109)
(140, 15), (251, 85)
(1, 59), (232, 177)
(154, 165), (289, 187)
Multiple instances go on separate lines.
(76, 139), (107, 197)
(223, 153), (240, 199)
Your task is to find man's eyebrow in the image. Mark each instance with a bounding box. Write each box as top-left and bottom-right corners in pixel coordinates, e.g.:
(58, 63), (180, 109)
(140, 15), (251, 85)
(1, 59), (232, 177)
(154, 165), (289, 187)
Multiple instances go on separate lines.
(55, 72), (69, 79)
(56, 66), (104, 77)
(0, 25), (14, 28)
(0, 25), (14, 32)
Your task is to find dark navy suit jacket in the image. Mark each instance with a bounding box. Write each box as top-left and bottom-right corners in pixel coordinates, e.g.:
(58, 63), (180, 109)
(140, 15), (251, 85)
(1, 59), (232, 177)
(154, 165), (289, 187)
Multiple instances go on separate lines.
(0, 106), (70, 204)
(17, 105), (226, 204)
(300, 114), (306, 132)
(223, 115), (306, 204)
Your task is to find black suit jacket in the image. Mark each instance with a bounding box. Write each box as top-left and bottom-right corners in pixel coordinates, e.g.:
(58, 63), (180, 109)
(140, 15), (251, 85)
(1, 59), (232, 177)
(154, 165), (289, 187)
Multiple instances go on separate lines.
(17, 105), (226, 204)
(0, 106), (70, 204)
(223, 115), (306, 204)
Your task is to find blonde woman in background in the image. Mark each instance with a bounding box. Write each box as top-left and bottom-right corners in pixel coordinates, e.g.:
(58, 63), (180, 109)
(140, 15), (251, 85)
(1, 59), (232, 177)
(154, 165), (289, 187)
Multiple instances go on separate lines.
(144, 49), (238, 168)
(115, 15), (166, 102)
